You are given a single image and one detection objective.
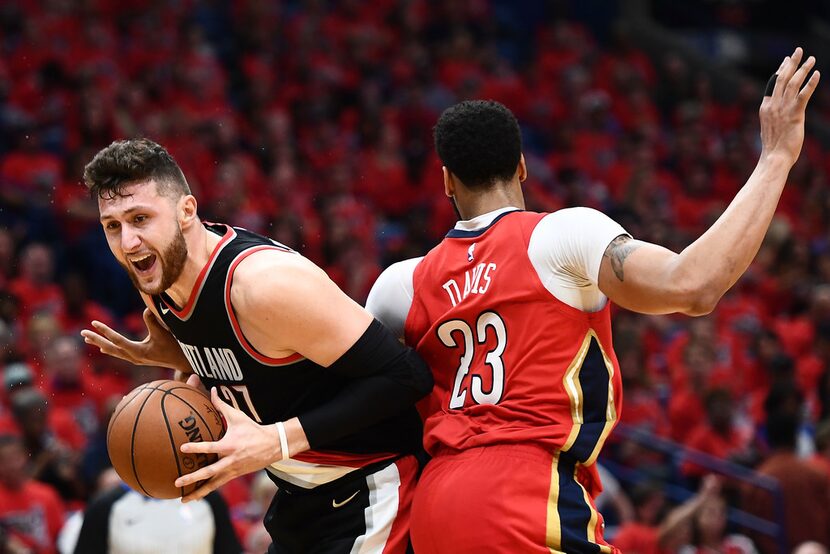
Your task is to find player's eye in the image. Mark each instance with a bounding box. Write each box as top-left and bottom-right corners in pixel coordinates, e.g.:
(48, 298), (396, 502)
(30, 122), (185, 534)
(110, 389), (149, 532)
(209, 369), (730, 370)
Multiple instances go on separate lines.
(105, 221), (120, 231)
(134, 214), (147, 224)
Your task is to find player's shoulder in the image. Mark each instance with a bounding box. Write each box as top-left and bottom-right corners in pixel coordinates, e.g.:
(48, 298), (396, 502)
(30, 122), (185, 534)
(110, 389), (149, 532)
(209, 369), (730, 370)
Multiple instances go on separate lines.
(234, 247), (323, 282)
(539, 206), (615, 228)
(377, 257), (423, 285)
(230, 248), (329, 307)
(369, 256), (423, 303)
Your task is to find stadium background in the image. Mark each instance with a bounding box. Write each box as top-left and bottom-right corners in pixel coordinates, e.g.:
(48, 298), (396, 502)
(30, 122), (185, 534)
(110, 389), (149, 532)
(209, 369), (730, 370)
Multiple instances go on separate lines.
(0, 0), (829, 552)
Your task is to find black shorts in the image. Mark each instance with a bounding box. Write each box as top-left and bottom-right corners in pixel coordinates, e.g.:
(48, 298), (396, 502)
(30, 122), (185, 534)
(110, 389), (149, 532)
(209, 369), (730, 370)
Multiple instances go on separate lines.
(265, 455), (418, 554)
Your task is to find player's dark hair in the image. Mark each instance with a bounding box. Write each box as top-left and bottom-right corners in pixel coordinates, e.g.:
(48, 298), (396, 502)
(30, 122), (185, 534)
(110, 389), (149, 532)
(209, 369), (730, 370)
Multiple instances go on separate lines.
(434, 100), (522, 189)
(83, 138), (191, 200)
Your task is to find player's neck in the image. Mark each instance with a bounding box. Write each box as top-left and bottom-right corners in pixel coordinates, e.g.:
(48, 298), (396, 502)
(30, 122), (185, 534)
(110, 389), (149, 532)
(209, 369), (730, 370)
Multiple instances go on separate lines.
(165, 224), (221, 307)
(455, 184), (524, 221)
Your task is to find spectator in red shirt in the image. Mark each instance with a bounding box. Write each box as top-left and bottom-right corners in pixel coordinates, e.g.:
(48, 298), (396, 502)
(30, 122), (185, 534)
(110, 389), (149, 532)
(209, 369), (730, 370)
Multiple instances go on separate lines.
(41, 336), (114, 440)
(682, 388), (753, 479)
(613, 481), (668, 554)
(57, 272), (115, 337)
(743, 409), (830, 552)
(0, 434), (65, 554)
(11, 389), (85, 504)
(8, 243), (64, 324)
(0, 362), (85, 452)
(669, 341), (713, 444)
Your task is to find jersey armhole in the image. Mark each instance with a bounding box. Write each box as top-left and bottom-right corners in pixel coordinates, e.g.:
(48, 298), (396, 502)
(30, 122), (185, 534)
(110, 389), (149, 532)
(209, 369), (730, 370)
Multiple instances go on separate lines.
(224, 246), (305, 367)
(521, 212), (601, 321)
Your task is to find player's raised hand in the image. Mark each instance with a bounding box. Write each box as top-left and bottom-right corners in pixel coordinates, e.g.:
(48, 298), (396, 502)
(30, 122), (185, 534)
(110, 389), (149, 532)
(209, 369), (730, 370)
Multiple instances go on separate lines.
(80, 308), (191, 372)
(175, 387), (283, 502)
(759, 47), (820, 167)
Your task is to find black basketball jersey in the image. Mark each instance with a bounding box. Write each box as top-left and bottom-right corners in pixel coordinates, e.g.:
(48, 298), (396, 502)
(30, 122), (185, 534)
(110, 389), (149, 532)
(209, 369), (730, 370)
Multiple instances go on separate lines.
(151, 223), (423, 490)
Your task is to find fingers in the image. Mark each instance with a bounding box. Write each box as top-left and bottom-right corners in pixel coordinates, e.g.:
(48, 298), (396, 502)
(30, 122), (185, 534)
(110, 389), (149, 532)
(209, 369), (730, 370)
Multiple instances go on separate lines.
(786, 54), (816, 99)
(186, 373), (203, 390)
(766, 47), (820, 111)
(80, 329), (129, 360)
(174, 455), (230, 488)
(180, 472), (234, 503)
(798, 70), (821, 107)
(773, 47), (803, 100)
(208, 387), (238, 419)
(180, 438), (223, 456)
(88, 320), (131, 348)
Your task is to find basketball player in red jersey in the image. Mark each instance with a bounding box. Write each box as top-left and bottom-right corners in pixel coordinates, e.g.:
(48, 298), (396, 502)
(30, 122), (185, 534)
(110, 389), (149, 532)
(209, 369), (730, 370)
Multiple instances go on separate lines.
(79, 138), (433, 553)
(365, 48), (819, 553)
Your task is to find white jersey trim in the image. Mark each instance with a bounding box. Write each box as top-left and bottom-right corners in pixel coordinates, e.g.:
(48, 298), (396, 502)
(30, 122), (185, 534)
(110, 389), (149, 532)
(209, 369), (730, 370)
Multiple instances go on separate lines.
(365, 207), (629, 333)
(527, 207), (629, 313)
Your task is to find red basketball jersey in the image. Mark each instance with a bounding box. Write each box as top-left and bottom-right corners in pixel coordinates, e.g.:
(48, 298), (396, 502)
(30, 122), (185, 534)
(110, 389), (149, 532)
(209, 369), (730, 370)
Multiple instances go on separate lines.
(405, 210), (623, 465)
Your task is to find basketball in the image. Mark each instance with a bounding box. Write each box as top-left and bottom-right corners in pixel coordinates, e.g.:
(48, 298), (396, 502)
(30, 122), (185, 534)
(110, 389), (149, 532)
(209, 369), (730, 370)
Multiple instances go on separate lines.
(106, 379), (226, 499)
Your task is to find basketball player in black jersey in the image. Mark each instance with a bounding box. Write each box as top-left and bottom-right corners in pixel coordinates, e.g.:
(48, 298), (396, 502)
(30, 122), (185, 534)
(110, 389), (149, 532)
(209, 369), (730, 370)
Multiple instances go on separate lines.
(80, 138), (433, 553)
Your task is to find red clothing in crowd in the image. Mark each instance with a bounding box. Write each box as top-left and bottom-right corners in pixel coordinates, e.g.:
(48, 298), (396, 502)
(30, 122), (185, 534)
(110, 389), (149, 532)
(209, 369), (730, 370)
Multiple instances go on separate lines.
(612, 522), (662, 554)
(0, 406), (86, 451)
(0, 480), (65, 554)
(7, 277), (64, 323)
(809, 454), (830, 480)
(681, 424), (747, 477)
(742, 452), (830, 552)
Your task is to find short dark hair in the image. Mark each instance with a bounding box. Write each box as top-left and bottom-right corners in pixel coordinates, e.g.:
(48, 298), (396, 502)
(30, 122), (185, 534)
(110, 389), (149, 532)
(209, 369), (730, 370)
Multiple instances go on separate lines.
(766, 411), (798, 450)
(83, 138), (191, 200)
(434, 100), (522, 189)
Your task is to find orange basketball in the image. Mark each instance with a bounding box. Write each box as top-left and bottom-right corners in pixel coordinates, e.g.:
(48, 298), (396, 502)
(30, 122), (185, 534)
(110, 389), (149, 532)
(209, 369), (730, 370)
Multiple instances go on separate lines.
(107, 379), (226, 499)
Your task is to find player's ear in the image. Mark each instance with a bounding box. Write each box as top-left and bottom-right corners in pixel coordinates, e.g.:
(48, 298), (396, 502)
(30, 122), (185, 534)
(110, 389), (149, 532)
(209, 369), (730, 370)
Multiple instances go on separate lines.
(178, 195), (199, 228)
(443, 166), (455, 198)
(518, 154), (527, 183)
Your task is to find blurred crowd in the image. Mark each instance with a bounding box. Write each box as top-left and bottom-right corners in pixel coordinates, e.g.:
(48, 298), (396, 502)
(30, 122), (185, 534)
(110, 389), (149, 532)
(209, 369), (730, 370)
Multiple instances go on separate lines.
(0, 1), (829, 552)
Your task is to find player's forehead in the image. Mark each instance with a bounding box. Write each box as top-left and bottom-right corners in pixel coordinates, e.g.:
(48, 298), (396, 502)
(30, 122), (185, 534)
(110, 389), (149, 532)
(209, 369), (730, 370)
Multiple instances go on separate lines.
(98, 179), (168, 218)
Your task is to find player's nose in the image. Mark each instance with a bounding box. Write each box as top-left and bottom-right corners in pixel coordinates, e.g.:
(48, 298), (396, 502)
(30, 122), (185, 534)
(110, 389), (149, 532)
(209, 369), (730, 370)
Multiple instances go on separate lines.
(120, 226), (142, 253)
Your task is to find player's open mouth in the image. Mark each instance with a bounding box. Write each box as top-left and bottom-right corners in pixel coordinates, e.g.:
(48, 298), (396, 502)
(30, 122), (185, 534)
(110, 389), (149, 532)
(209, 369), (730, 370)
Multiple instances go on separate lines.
(130, 254), (157, 273)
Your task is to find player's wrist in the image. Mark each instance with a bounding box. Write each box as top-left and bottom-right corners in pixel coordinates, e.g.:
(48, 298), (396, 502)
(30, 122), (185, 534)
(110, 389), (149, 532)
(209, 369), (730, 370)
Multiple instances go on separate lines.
(264, 423), (284, 464)
(283, 417), (310, 457)
(757, 149), (797, 172)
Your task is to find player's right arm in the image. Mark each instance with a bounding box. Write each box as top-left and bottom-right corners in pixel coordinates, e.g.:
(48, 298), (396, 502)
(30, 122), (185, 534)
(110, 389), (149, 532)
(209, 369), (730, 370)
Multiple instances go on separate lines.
(598, 48), (819, 317)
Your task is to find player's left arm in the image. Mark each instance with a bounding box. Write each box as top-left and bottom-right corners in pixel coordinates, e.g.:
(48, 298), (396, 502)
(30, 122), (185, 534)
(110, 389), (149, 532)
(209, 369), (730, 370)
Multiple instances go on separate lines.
(175, 251), (433, 502)
(600, 48), (819, 316)
(234, 252), (432, 443)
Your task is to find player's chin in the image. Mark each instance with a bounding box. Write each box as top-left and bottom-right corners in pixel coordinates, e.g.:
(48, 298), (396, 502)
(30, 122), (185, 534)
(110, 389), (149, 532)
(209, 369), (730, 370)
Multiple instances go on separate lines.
(133, 273), (165, 296)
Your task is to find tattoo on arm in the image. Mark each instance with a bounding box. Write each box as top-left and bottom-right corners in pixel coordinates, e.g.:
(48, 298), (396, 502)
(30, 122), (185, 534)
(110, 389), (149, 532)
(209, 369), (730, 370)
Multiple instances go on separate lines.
(603, 235), (643, 282)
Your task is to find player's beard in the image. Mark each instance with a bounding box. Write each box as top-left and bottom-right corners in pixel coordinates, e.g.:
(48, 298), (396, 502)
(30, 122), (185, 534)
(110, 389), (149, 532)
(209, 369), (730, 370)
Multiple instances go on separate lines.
(123, 226), (188, 296)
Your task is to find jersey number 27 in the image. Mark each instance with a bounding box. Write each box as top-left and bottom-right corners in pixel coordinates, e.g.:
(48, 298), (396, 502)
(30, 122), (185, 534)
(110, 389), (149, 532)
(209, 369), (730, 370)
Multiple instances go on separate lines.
(437, 311), (507, 409)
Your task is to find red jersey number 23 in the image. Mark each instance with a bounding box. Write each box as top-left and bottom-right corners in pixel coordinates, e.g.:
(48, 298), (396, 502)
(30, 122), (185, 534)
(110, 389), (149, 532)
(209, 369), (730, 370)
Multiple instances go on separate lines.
(437, 311), (507, 409)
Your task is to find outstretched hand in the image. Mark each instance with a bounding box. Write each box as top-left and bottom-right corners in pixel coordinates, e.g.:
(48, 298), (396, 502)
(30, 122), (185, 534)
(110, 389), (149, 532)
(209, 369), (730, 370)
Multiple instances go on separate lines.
(175, 387), (282, 503)
(81, 308), (191, 372)
(759, 47), (821, 166)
